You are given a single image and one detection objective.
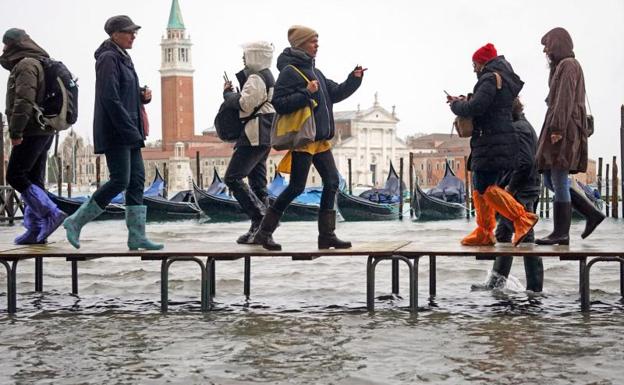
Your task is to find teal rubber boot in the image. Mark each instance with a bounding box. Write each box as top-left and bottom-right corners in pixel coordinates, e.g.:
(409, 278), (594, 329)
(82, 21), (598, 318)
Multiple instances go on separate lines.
(126, 205), (164, 250)
(63, 199), (105, 249)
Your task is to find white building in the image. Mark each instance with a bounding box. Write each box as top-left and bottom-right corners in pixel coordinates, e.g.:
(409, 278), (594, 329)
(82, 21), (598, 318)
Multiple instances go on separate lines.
(332, 94), (410, 187)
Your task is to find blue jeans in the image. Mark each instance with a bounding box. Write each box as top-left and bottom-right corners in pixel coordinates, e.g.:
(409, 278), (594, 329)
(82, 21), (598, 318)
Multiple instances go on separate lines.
(472, 171), (502, 194)
(542, 169), (570, 202)
(92, 146), (145, 208)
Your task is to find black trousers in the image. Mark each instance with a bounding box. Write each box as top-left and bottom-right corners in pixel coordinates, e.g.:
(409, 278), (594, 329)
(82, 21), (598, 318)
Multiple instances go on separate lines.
(224, 145), (270, 221)
(92, 146), (145, 208)
(6, 135), (54, 192)
(272, 149), (339, 213)
(493, 193), (543, 291)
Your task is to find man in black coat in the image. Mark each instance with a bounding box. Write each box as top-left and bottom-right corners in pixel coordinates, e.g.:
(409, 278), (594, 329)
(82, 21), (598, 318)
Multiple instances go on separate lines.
(63, 15), (162, 251)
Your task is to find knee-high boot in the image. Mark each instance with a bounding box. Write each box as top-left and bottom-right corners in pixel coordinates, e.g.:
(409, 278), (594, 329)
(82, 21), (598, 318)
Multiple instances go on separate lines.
(318, 209), (351, 249)
(535, 201), (571, 245)
(570, 188), (605, 239)
(126, 205), (164, 250)
(483, 186), (539, 246)
(63, 198), (105, 249)
(462, 191), (496, 246)
(252, 207), (282, 251)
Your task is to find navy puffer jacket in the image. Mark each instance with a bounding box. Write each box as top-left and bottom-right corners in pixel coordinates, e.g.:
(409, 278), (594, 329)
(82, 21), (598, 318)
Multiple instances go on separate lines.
(273, 48), (361, 142)
(451, 56), (524, 172)
(93, 39), (146, 154)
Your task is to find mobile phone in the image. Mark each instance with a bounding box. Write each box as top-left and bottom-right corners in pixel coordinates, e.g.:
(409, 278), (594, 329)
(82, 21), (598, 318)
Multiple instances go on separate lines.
(443, 90), (451, 97)
(223, 71), (230, 83)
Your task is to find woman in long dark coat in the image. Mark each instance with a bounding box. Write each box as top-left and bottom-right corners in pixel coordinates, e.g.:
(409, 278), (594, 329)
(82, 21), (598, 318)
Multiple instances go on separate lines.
(449, 43), (538, 247)
(535, 27), (604, 245)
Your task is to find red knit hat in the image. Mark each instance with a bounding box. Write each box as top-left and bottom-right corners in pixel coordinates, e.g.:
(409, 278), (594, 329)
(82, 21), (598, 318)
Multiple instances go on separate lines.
(472, 43), (498, 64)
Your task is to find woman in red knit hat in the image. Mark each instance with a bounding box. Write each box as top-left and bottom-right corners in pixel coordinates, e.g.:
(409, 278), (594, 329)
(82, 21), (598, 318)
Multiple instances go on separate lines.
(447, 43), (538, 247)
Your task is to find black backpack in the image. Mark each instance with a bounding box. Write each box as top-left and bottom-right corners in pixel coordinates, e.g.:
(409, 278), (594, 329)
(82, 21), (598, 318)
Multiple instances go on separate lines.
(34, 57), (79, 131)
(214, 71), (270, 143)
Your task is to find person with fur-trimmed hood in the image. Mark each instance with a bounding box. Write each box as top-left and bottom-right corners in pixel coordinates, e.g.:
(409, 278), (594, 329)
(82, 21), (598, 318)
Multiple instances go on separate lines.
(535, 27), (604, 245)
(252, 25), (365, 251)
(1, 28), (67, 245)
(448, 43), (538, 247)
(222, 41), (276, 244)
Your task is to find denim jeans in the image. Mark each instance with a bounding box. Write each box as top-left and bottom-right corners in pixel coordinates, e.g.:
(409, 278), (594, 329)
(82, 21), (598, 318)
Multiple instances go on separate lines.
(542, 169), (570, 202)
(6, 135), (54, 193)
(224, 145), (270, 221)
(272, 149), (339, 212)
(472, 171), (502, 194)
(92, 146), (145, 208)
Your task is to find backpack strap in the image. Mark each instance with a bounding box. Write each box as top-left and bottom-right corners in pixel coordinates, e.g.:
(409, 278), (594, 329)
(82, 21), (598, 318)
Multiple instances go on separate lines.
(288, 64), (311, 83)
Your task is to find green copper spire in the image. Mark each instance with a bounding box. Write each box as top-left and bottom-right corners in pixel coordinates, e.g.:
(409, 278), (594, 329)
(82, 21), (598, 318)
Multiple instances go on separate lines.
(167, 0), (185, 29)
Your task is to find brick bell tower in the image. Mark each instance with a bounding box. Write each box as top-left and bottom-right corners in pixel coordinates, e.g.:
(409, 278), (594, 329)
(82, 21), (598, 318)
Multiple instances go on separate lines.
(160, 0), (195, 151)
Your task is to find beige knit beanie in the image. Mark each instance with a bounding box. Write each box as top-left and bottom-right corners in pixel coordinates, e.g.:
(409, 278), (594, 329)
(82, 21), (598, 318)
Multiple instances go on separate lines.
(287, 25), (318, 48)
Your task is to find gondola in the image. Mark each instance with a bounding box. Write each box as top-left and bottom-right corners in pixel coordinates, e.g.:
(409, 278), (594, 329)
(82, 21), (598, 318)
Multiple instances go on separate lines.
(49, 192), (125, 220)
(337, 163), (403, 221)
(412, 160), (466, 220)
(193, 170), (318, 222)
(142, 168), (201, 221)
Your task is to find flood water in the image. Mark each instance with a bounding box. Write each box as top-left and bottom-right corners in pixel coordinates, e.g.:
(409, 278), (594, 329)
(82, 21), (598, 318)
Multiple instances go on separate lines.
(0, 216), (623, 384)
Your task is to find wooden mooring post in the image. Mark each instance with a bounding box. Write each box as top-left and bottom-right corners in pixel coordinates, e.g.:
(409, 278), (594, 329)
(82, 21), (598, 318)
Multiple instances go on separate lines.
(347, 158), (352, 195)
(597, 157), (603, 199)
(620, 105), (624, 218)
(56, 155), (62, 198)
(612, 156), (619, 219)
(605, 163), (610, 217)
(399, 158), (404, 220)
(95, 156), (101, 189)
(545, 188), (550, 218)
(409, 152), (414, 218)
(195, 151), (200, 186)
(66, 165), (72, 198)
(163, 163), (169, 199)
(464, 155), (471, 218)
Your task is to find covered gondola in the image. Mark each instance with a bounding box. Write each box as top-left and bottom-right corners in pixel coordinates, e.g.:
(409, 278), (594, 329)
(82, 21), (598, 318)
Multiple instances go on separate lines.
(142, 168), (201, 221)
(412, 160), (466, 220)
(193, 170), (318, 222)
(48, 193), (125, 220)
(337, 163), (403, 221)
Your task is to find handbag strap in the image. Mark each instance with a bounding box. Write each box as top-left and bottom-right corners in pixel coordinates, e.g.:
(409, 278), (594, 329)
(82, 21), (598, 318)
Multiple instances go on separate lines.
(585, 92), (592, 115)
(241, 72), (271, 123)
(288, 65), (312, 83)
(493, 72), (502, 90)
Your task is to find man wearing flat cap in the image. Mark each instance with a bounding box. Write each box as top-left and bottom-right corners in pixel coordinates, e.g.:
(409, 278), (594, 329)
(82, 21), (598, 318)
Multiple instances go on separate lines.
(63, 15), (163, 251)
(1, 28), (67, 245)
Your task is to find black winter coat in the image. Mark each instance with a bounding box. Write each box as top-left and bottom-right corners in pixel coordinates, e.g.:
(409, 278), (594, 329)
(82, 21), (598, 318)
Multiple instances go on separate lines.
(451, 56), (523, 172)
(497, 114), (540, 199)
(273, 48), (361, 142)
(93, 39), (146, 154)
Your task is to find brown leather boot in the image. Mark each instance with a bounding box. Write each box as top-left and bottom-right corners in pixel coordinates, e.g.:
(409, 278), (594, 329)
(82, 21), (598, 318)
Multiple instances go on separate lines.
(251, 207), (282, 251)
(318, 209), (352, 249)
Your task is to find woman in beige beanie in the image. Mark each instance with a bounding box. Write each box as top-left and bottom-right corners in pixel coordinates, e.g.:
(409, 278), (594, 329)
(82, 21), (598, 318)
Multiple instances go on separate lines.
(253, 25), (366, 250)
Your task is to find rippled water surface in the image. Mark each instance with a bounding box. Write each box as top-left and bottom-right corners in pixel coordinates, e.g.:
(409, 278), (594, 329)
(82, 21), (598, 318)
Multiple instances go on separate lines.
(1, 217), (623, 384)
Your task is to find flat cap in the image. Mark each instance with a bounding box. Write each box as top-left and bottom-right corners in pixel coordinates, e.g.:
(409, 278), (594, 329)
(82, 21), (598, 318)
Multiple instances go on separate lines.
(104, 15), (141, 35)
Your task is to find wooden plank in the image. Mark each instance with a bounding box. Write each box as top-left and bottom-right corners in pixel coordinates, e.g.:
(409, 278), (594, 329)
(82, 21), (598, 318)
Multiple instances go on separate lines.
(0, 240), (411, 259)
(395, 240), (624, 257)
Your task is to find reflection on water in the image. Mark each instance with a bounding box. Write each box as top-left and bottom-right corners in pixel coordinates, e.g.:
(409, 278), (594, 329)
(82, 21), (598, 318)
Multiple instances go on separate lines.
(0, 218), (623, 384)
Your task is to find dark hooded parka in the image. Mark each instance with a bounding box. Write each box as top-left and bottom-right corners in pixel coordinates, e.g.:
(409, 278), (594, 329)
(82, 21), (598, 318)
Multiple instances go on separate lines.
(0, 31), (52, 140)
(451, 56), (524, 172)
(93, 39), (146, 154)
(536, 27), (588, 174)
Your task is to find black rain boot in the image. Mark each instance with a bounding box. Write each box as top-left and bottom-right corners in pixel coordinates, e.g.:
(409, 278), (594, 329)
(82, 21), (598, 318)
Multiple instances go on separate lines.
(524, 256), (544, 292)
(237, 217), (262, 244)
(318, 209), (352, 249)
(535, 201), (571, 245)
(252, 207), (282, 251)
(570, 188), (605, 239)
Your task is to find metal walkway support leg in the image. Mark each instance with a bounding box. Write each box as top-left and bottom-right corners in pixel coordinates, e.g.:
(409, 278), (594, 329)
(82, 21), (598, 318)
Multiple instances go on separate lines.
(366, 256), (376, 311)
(0, 260), (19, 313)
(409, 257), (419, 311)
(161, 257), (210, 313)
(210, 258), (216, 299)
(429, 255), (437, 298)
(35, 257), (43, 292)
(580, 257), (590, 312)
(244, 256), (251, 299)
(579, 258), (587, 296)
(71, 260), (78, 295)
(392, 258), (399, 295)
(367, 256), (420, 313)
(582, 256), (624, 312)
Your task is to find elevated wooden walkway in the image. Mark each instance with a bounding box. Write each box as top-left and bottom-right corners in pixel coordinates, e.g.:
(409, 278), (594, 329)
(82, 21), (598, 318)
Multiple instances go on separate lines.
(0, 240), (622, 314)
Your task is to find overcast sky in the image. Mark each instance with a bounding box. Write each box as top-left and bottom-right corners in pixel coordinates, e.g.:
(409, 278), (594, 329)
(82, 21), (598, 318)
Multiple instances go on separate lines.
(1, 0), (623, 162)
